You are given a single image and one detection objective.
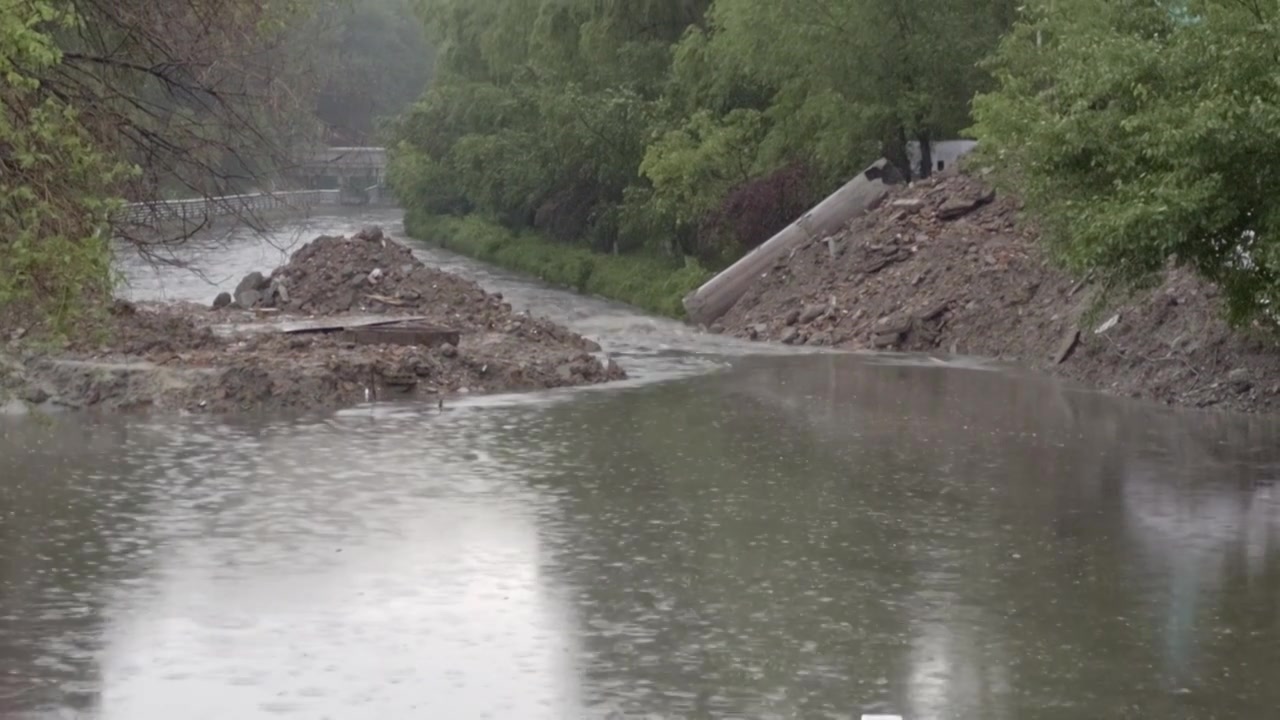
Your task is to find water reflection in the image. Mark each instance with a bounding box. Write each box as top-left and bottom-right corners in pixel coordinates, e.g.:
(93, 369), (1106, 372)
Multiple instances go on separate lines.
(3, 294), (1279, 718)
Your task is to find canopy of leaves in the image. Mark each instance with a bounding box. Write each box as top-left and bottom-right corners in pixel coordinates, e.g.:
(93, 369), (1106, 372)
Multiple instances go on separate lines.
(389, 0), (1018, 266)
(971, 0), (1280, 325)
(309, 0), (434, 145)
(1, 0), (338, 332)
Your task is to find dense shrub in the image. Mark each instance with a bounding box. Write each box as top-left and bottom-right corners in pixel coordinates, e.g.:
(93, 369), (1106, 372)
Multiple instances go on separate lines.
(405, 211), (712, 318)
(697, 163), (815, 267)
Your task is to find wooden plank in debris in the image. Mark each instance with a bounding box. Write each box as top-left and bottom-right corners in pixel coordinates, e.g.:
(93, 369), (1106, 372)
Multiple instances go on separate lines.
(276, 315), (430, 335)
(340, 323), (460, 347)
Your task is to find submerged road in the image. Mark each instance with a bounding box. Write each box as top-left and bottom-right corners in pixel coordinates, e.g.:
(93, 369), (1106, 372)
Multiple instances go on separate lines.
(0, 208), (1277, 719)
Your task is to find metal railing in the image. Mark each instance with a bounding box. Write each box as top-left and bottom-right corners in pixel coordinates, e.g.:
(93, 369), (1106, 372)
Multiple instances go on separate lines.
(116, 189), (342, 225)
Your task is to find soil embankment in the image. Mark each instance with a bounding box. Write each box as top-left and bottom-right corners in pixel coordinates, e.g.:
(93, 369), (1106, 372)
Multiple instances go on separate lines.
(1, 228), (624, 415)
(719, 170), (1280, 414)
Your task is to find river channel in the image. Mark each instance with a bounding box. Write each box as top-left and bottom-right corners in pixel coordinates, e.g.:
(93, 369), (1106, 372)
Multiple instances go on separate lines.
(2, 210), (1279, 719)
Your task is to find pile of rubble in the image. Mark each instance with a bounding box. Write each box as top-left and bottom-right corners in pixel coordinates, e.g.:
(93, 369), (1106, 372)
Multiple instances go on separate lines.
(720, 171), (1280, 414)
(3, 228), (625, 415)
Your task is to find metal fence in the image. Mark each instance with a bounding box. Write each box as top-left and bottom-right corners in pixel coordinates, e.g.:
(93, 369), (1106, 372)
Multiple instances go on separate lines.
(116, 189), (342, 225)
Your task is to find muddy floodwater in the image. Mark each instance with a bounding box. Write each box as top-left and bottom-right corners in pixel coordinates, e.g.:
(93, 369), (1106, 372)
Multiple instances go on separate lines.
(2, 210), (1280, 719)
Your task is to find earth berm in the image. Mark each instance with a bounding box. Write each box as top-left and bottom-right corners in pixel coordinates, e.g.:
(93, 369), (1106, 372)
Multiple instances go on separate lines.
(1, 228), (624, 415)
(719, 170), (1280, 414)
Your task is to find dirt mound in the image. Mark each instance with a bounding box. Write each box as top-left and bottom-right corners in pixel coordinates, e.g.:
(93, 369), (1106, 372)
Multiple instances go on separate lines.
(721, 170), (1280, 414)
(3, 230), (624, 415)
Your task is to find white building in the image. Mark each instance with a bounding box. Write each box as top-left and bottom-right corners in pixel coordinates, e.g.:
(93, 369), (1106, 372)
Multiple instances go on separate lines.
(906, 140), (978, 177)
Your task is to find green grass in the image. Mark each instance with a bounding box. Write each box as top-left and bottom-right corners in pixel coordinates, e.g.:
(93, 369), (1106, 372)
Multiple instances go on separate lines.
(404, 210), (711, 319)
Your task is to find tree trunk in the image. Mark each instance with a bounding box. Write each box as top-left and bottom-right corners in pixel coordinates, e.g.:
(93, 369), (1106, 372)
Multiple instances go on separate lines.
(916, 129), (933, 179)
(883, 124), (912, 182)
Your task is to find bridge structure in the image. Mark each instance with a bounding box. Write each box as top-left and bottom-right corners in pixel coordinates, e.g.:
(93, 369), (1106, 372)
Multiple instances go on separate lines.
(295, 146), (390, 204)
(113, 146), (394, 230)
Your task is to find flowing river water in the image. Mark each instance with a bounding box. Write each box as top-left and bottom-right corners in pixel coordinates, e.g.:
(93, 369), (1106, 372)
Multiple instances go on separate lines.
(2, 209), (1279, 719)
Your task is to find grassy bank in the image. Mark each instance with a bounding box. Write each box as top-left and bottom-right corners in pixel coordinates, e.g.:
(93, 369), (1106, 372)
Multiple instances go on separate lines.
(404, 210), (712, 319)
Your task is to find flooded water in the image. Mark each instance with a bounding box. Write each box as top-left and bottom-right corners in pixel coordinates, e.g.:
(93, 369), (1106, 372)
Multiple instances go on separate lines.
(2, 211), (1279, 719)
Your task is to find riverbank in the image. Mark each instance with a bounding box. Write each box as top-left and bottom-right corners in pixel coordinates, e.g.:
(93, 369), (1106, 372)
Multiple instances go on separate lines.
(404, 210), (711, 318)
(718, 169), (1280, 414)
(0, 229), (624, 415)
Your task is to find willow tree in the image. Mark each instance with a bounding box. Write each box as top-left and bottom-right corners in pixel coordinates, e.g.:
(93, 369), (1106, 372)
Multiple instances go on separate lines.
(392, 0), (711, 246)
(1, 0), (326, 332)
(971, 0), (1280, 325)
(698, 0), (1017, 181)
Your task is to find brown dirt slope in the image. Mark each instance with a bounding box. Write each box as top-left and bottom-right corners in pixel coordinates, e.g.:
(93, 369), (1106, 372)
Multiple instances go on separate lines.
(720, 170), (1280, 414)
(1, 230), (624, 415)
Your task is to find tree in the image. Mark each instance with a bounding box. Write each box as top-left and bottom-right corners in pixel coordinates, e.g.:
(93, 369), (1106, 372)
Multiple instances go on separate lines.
(388, 0), (1019, 270)
(1, 0), (327, 331)
(310, 0), (434, 145)
(703, 0), (1016, 181)
(971, 0), (1280, 325)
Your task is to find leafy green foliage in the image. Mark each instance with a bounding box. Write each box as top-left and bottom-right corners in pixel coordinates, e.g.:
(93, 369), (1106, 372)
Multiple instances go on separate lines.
(2, 0), (347, 334)
(389, 0), (1019, 301)
(1, 2), (130, 332)
(308, 0), (434, 144)
(406, 210), (711, 317)
(971, 0), (1280, 324)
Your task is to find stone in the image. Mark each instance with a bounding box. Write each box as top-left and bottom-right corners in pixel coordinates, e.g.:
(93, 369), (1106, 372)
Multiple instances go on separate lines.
(1227, 368), (1252, 392)
(234, 271), (268, 307)
(440, 344), (458, 358)
(876, 315), (913, 335)
(862, 256), (895, 275)
(937, 189), (996, 220)
(784, 309), (801, 326)
(235, 289), (262, 309)
(800, 304), (826, 324)
(270, 278), (289, 305)
(556, 364), (575, 382)
(751, 323), (768, 340)
(235, 271), (267, 294)
(1, 398), (29, 417)
(780, 326), (800, 345)
(890, 198), (926, 213)
(1094, 313), (1120, 335)
(332, 287), (356, 311)
(1053, 327), (1080, 365)
(367, 268), (384, 285)
(355, 225), (384, 243)
(918, 300), (950, 322)
(212, 292), (232, 310)
(21, 386), (49, 404)
(871, 331), (902, 349)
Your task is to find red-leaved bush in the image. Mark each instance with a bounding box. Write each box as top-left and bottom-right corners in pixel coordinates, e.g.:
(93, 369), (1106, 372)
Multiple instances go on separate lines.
(697, 163), (815, 267)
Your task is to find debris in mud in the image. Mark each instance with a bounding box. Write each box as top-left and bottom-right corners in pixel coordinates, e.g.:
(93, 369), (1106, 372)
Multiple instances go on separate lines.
(720, 170), (1280, 414)
(2, 229), (624, 414)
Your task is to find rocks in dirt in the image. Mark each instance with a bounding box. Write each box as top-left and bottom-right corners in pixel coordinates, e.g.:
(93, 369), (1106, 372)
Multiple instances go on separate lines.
(1227, 368), (1252, 393)
(234, 271), (270, 308)
(355, 225), (384, 243)
(937, 188), (997, 221)
(871, 315), (913, 349)
(212, 292), (232, 310)
(1094, 314), (1120, 335)
(20, 385), (50, 404)
(890, 198), (926, 213)
(799, 304), (827, 324)
(3, 231), (628, 415)
(1053, 327), (1081, 365)
(269, 278), (289, 305)
(718, 167), (1280, 414)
